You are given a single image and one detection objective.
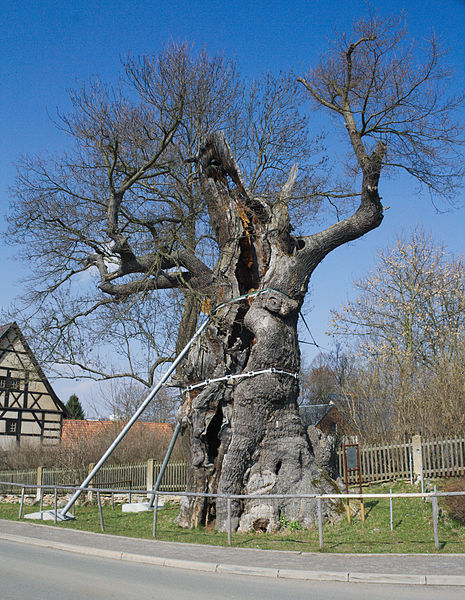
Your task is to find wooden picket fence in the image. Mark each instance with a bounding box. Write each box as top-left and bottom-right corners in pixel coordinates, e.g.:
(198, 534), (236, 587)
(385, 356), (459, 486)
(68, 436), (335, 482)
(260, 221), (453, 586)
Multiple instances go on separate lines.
(422, 437), (465, 478)
(338, 435), (465, 484)
(1, 436), (464, 494)
(0, 460), (186, 495)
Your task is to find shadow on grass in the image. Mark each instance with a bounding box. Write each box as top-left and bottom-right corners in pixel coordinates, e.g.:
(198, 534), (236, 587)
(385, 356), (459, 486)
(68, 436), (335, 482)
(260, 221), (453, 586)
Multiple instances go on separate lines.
(363, 500), (378, 517)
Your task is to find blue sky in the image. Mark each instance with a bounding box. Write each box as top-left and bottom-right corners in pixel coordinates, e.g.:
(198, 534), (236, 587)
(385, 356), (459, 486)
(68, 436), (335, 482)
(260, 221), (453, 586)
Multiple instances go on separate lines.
(1, 0), (465, 413)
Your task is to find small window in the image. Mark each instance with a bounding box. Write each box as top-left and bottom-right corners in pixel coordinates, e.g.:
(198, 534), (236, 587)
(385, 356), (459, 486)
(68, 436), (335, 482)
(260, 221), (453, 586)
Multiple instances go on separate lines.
(5, 419), (18, 434)
(0, 376), (20, 392)
(0, 377), (20, 391)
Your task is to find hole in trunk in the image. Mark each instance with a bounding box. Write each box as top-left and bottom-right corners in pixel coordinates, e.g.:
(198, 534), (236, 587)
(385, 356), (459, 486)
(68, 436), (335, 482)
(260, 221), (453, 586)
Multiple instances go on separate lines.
(275, 460), (282, 475)
(205, 405), (223, 463)
(252, 518), (269, 532)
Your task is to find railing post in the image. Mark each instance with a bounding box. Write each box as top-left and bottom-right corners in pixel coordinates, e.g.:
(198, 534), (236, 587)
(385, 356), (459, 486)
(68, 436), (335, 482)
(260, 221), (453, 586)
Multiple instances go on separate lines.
(227, 497), (232, 546)
(18, 487), (25, 519)
(432, 492), (439, 549)
(54, 487), (58, 524)
(390, 489), (393, 531)
(317, 497), (323, 550)
(97, 491), (105, 532)
(152, 492), (159, 538)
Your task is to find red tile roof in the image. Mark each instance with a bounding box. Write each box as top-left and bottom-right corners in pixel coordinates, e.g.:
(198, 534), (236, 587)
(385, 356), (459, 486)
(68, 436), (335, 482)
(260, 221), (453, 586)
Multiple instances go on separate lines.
(62, 419), (173, 443)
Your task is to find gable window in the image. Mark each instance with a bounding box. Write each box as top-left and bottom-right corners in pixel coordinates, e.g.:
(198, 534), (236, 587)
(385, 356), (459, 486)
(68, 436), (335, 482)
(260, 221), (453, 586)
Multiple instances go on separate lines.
(5, 419), (18, 434)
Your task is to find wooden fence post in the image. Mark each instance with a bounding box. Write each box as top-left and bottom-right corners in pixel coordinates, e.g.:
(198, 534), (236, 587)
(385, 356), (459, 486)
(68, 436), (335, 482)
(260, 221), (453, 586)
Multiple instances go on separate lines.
(146, 459), (154, 500)
(35, 466), (43, 502)
(412, 435), (423, 481)
(87, 463), (95, 503)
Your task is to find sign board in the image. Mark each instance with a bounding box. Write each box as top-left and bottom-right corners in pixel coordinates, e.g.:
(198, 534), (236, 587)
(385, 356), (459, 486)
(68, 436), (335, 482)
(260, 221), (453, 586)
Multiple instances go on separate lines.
(345, 445), (359, 471)
(343, 443), (365, 523)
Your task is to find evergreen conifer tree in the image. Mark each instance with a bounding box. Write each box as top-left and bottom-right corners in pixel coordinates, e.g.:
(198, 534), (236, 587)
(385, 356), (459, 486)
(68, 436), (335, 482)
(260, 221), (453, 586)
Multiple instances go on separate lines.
(65, 394), (85, 420)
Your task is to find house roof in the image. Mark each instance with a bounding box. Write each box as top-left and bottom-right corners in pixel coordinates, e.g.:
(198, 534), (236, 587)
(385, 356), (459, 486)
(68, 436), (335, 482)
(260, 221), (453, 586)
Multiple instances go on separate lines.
(0, 323), (14, 339)
(62, 419), (174, 443)
(0, 322), (67, 415)
(299, 404), (338, 428)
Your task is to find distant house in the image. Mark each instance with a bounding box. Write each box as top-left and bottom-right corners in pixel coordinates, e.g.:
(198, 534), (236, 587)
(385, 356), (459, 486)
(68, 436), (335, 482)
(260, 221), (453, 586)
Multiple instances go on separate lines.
(299, 401), (342, 436)
(61, 419), (174, 444)
(0, 323), (67, 448)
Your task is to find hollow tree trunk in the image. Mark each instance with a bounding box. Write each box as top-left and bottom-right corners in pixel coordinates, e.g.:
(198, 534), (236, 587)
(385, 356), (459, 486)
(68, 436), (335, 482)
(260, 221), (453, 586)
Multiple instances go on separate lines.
(176, 132), (384, 532)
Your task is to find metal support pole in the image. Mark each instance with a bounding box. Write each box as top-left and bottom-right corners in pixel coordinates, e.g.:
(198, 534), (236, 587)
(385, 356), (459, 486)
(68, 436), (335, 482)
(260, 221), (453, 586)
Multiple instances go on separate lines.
(317, 498), (323, 550)
(59, 318), (210, 519)
(39, 486), (43, 518)
(152, 493), (159, 538)
(97, 491), (104, 530)
(54, 487), (58, 524)
(432, 493), (439, 549)
(390, 489), (393, 531)
(227, 497), (232, 546)
(18, 487), (25, 519)
(97, 491), (105, 532)
(148, 421), (181, 507)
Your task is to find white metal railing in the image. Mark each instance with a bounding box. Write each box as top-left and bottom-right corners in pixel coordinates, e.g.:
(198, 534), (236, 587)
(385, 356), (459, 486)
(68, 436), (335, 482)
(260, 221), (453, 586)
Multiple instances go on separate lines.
(2, 479), (464, 550)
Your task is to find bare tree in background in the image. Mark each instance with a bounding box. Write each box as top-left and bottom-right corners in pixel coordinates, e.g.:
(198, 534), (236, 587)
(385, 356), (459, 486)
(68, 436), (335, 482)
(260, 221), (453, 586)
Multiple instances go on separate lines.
(100, 378), (178, 423)
(330, 229), (465, 439)
(6, 45), (325, 386)
(299, 353), (347, 406)
(6, 15), (465, 530)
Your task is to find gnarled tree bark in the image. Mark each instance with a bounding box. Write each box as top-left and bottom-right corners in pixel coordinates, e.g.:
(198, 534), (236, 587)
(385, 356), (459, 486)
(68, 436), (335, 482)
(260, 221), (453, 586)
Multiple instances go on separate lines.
(176, 131), (384, 531)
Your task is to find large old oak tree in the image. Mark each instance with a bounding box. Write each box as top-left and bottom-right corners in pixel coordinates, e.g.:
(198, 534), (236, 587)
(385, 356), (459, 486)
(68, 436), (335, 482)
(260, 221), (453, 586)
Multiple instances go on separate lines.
(7, 17), (464, 530)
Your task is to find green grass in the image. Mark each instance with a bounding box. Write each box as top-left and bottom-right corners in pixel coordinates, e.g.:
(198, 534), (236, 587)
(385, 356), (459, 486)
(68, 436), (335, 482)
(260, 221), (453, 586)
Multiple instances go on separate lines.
(1, 480), (464, 553)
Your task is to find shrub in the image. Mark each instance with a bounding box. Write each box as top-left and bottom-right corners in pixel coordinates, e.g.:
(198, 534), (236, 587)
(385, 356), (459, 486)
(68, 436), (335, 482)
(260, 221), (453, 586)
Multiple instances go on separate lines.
(0, 423), (184, 472)
(443, 478), (465, 525)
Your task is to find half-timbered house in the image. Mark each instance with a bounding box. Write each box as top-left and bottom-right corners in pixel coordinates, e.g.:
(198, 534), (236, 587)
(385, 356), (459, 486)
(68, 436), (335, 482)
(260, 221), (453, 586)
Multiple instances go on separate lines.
(0, 323), (67, 448)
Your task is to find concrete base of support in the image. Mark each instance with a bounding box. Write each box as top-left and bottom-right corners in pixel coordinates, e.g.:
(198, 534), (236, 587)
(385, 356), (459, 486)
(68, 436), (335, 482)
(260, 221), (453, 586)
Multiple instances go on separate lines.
(122, 502), (155, 513)
(24, 510), (75, 521)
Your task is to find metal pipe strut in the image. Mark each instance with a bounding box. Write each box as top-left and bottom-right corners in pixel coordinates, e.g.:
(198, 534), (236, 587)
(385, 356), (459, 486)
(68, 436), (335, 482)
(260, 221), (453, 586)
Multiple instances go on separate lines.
(148, 421), (181, 507)
(58, 318), (211, 519)
(56, 286), (290, 519)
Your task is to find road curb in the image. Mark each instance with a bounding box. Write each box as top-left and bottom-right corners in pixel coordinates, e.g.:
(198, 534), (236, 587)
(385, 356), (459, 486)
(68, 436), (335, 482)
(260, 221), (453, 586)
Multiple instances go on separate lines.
(1, 531), (464, 587)
(348, 572), (426, 585)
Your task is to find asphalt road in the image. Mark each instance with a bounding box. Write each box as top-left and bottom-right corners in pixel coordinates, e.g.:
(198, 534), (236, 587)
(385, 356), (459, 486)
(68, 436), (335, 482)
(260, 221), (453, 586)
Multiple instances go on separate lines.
(1, 539), (462, 600)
